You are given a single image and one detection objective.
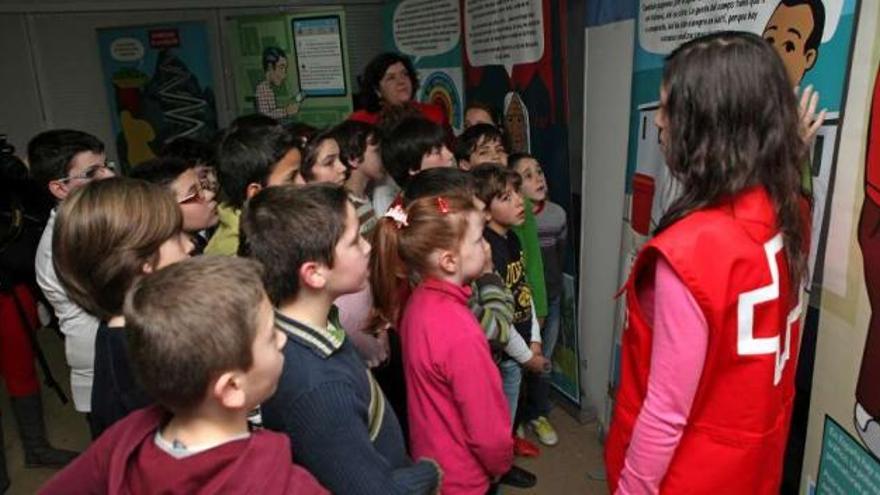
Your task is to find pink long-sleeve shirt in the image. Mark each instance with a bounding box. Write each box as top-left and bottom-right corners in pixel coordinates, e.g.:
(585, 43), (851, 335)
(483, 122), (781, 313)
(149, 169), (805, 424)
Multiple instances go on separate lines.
(617, 257), (709, 494)
(400, 278), (514, 495)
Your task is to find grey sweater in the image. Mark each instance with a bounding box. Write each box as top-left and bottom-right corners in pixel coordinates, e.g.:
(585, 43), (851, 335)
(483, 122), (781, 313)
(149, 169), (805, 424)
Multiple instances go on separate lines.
(535, 201), (568, 301)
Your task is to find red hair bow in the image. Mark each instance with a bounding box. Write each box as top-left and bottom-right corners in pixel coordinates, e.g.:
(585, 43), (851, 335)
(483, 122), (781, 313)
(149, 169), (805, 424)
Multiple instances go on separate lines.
(436, 196), (450, 214)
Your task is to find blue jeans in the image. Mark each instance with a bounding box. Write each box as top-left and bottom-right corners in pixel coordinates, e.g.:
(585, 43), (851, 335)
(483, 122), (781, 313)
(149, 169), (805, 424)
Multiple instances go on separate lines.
(499, 358), (522, 427)
(544, 296), (562, 362)
(522, 296), (562, 421)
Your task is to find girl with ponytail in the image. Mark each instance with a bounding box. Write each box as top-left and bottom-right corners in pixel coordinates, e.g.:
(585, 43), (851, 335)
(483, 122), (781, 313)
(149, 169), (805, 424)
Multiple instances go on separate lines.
(373, 195), (513, 494)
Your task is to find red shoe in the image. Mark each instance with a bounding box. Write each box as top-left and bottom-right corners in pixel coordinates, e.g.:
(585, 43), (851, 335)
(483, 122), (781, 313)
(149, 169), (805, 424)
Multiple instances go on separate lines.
(514, 436), (541, 457)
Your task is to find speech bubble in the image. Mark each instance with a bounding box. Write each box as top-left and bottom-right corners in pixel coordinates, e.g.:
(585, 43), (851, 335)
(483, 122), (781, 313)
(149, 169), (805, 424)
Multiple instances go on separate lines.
(638, 0), (843, 55)
(394, 0), (461, 62)
(465, 0), (544, 78)
(110, 37), (145, 62)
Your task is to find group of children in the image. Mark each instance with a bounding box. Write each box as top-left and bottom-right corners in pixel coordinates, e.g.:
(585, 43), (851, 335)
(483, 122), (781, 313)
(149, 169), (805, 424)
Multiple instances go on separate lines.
(30, 101), (568, 494)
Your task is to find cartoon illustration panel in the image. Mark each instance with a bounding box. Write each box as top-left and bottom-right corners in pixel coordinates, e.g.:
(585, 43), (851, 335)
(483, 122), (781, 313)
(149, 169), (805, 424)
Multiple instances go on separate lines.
(97, 22), (219, 171)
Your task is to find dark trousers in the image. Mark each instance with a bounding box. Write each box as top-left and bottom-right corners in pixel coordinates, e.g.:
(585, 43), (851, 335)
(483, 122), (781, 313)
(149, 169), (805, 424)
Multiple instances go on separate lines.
(857, 197), (880, 416)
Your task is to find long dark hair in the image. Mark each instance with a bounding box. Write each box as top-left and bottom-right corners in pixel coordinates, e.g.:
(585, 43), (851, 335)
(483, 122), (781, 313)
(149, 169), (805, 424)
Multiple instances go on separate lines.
(655, 31), (809, 287)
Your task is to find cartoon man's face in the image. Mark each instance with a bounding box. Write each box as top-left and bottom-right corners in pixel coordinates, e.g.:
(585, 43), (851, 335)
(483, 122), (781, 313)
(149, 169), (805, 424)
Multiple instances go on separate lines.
(762, 3), (818, 85)
(267, 57), (289, 87)
(504, 95), (527, 153)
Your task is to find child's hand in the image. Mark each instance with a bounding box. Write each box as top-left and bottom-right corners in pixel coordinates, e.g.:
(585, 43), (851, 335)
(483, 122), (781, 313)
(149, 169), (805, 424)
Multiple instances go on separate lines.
(524, 354), (549, 373)
(529, 342), (543, 356)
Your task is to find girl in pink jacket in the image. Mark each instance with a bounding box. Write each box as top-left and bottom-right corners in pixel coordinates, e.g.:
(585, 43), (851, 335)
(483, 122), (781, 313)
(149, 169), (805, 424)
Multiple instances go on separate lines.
(373, 195), (514, 494)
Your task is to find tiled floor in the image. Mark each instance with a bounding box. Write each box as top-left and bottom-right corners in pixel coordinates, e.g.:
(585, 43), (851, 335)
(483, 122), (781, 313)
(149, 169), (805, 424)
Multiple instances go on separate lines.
(4, 329), (608, 494)
(509, 408), (609, 494)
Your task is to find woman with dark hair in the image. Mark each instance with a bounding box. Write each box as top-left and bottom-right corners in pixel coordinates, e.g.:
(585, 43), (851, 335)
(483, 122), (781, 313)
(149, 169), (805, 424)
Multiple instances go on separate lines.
(350, 52), (447, 128)
(350, 52), (453, 217)
(604, 31), (810, 494)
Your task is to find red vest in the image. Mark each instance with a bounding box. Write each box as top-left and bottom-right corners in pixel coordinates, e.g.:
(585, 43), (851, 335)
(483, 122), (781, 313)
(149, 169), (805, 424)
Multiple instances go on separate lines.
(605, 187), (802, 494)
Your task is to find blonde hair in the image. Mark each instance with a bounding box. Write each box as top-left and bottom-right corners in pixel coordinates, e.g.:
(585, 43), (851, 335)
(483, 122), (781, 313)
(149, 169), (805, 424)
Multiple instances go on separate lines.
(53, 177), (182, 320)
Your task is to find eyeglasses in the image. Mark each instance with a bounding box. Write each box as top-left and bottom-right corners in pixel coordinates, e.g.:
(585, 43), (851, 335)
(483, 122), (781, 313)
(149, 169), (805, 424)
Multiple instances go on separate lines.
(178, 182), (211, 205)
(196, 167), (219, 194)
(58, 161), (116, 183)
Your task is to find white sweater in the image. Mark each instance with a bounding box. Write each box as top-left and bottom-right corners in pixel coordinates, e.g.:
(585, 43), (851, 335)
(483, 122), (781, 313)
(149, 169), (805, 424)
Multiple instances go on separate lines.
(35, 210), (98, 412)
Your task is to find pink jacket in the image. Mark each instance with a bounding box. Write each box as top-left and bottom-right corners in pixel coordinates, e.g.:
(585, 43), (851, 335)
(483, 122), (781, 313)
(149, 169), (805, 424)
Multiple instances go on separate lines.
(400, 278), (514, 494)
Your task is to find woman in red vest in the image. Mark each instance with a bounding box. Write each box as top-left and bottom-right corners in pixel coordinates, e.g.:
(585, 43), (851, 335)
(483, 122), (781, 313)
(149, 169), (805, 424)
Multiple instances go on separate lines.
(605, 32), (810, 494)
(349, 52), (449, 130)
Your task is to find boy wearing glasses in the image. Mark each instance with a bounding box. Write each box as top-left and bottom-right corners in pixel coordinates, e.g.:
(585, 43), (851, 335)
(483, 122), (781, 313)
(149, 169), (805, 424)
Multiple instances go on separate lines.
(30, 129), (114, 438)
(131, 156), (219, 254)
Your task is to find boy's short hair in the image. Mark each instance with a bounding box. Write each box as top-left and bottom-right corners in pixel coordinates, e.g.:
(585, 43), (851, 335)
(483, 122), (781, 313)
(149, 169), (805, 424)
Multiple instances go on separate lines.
(332, 120), (379, 170)
(300, 129), (337, 182)
(52, 177), (182, 320)
(470, 163), (522, 207)
(284, 122), (318, 151)
(229, 113), (279, 130)
(375, 102), (424, 137)
(160, 137), (215, 168)
(129, 156), (193, 188)
(507, 152), (536, 171)
(455, 123), (506, 162)
(217, 120), (296, 209)
(124, 256), (265, 413)
(27, 130), (105, 190)
(465, 101), (500, 126)
(403, 167), (475, 206)
(381, 116), (446, 188)
(240, 183), (349, 304)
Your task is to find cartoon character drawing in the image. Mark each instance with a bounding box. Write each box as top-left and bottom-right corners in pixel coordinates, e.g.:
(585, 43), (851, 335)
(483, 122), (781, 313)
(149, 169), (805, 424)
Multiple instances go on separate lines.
(856, 67), (880, 459)
(762, 0), (826, 86)
(111, 68), (156, 168)
(503, 91), (530, 153)
(254, 46), (299, 120)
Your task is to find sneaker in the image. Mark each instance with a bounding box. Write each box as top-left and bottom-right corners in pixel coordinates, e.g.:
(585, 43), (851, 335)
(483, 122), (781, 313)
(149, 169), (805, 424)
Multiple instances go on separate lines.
(530, 416), (559, 446)
(513, 435), (541, 457)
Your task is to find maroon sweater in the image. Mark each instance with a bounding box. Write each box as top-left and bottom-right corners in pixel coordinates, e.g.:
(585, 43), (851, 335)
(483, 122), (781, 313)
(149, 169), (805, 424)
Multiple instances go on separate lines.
(40, 405), (328, 494)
